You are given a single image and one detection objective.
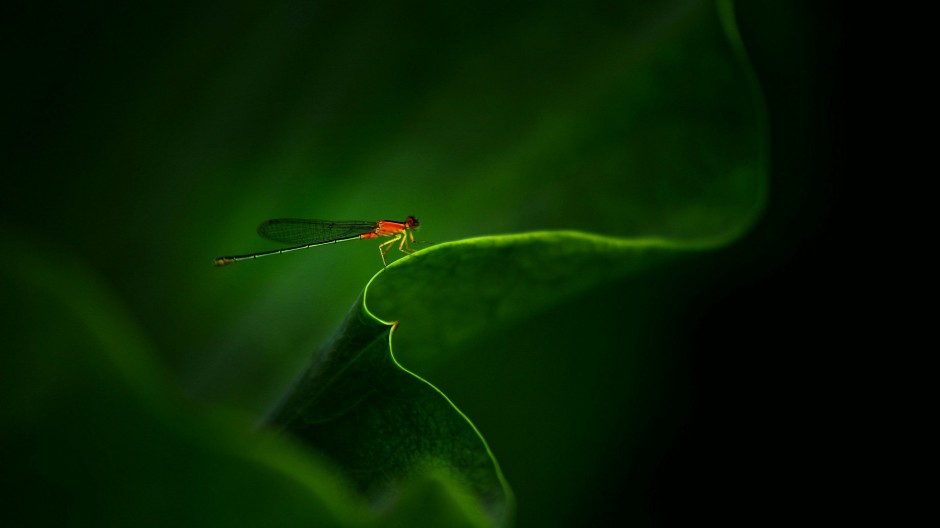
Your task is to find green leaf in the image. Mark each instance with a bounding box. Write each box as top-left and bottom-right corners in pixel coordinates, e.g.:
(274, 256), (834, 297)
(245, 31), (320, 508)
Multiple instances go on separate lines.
(259, 232), (686, 527)
(263, 292), (512, 527)
(368, 232), (691, 367)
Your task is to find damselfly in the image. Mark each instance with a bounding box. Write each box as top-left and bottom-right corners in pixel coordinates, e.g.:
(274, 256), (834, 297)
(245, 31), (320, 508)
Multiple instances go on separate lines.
(213, 216), (420, 268)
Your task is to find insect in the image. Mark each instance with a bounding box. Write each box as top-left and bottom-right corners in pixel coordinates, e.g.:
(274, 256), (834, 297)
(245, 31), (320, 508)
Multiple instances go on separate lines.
(213, 216), (420, 268)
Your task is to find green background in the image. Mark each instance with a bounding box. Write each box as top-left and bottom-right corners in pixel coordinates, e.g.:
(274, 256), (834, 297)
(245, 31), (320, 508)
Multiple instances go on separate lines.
(2, 1), (842, 525)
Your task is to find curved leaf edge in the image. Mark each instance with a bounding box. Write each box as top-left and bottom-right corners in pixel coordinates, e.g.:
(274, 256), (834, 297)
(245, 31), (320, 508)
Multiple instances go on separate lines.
(716, 0), (771, 240)
(360, 274), (517, 527)
(357, 229), (721, 525)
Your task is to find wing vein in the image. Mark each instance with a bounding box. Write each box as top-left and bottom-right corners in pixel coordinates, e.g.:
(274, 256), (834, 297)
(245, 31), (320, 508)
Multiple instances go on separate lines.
(257, 219), (376, 245)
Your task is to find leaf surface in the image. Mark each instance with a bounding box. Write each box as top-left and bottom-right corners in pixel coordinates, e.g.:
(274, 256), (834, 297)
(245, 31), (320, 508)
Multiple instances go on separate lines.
(264, 294), (512, 526)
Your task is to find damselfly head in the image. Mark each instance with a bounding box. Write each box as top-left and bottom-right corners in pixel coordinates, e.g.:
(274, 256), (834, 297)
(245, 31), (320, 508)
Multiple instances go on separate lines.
(406, 216), (420, 228)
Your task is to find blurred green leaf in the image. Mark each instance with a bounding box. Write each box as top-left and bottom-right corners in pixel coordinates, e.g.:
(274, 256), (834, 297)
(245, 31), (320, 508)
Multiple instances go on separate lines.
(2, 0), (771, 526)
(0, 230), (500, 527)
(1, 0), (766, 414)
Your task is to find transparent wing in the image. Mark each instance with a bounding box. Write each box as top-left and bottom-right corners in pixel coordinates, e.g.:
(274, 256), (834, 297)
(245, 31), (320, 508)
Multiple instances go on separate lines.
(256, 219), (376, 245)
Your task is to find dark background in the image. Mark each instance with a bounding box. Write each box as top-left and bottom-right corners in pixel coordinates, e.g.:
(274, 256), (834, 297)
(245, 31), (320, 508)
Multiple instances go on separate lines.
(645, 2), (845, 524)
(2, 0), (844, 525)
